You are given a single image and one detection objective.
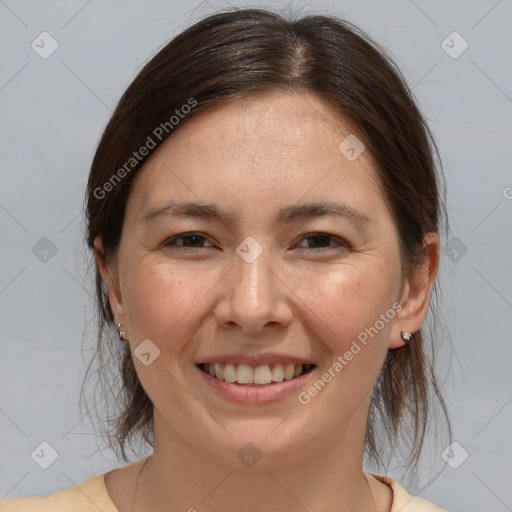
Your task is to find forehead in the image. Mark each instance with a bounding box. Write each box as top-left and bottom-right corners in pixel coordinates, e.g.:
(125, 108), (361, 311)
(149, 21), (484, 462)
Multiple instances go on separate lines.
(127, 91), (388, 225)
(170, 91), (361, 160)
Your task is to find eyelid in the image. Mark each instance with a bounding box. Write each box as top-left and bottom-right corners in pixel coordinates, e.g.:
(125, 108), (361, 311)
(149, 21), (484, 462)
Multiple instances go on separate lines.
(293, 232), (349, 250)
(163, 231), (348, 251)
(164, 232), (214, 249)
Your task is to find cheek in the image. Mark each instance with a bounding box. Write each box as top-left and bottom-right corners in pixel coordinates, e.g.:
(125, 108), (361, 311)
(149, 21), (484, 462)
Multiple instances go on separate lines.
(289, 264), (400, 438)
(120, 240), (400, 360)
(120, 254), (223, 349)
(301, 264), (399, 402)
(295, 261), (399, 350)
(295, 268), (398, 419)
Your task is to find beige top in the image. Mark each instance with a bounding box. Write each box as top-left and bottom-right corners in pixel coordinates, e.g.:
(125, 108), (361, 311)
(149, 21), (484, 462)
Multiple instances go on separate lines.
(0, 472), (448, 511)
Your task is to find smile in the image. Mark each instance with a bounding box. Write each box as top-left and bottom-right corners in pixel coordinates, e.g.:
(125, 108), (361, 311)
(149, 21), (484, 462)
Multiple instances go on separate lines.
(197, 362), (315, 386)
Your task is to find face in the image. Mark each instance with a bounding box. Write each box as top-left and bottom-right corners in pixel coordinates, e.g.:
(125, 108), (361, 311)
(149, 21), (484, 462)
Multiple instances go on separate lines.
(100, 91), (416, 470)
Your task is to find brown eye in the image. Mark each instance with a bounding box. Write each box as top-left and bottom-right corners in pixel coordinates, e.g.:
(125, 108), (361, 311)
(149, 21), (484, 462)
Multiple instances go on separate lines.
(296, 233), (347, 250)
(165, 232), (213, 249)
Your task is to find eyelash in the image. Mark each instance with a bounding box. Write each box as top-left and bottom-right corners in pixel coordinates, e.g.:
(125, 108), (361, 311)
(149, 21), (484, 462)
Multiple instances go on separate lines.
(163, 232), (348, 252)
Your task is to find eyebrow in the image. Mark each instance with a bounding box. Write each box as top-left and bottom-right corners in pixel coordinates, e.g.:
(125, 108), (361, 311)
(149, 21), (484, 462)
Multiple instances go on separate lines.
(142, 200), (372, 226)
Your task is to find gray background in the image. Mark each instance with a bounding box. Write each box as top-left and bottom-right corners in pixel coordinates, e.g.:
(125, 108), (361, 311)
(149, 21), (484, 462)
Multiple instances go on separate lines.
(0, 1), (511, 510)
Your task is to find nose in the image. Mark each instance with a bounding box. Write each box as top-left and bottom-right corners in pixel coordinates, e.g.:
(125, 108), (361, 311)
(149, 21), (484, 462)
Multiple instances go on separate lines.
(214, 244), (293, 336)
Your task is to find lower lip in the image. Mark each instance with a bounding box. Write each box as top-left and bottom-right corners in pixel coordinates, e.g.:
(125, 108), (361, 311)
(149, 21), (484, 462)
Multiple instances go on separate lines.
(196, 366), (315, 404)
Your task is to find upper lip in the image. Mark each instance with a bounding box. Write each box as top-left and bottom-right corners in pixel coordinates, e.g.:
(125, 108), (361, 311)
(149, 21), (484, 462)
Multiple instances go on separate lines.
(196, 352), (315, 366)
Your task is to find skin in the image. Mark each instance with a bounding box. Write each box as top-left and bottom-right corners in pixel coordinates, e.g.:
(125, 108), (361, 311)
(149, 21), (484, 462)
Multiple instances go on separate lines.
(95, 91), (439, 512)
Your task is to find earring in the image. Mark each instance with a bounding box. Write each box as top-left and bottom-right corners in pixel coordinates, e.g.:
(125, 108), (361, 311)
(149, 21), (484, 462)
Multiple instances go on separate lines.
(401, 331), (412, 342)
(116, 322), (127, 341)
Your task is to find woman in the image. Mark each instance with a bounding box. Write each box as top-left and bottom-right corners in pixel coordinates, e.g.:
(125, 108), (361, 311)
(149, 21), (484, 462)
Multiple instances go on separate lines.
(0, 7), (451, 512)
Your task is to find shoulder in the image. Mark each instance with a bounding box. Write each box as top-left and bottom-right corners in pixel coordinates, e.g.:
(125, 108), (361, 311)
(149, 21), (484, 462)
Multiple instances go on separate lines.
(0, 473), (118, 512)
(370, 473), (449, 512)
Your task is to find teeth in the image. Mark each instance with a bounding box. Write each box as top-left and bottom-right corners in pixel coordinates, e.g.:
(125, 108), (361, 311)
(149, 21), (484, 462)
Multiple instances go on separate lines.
(224, 363), (237, 383)
(254, 365), (272, 384)
(236, 364), (253, 384)
(205, 362), (310, 385)
(214, 363), (224, 380)
(271, 364), (284, 382)
(284, 363), (295, 381)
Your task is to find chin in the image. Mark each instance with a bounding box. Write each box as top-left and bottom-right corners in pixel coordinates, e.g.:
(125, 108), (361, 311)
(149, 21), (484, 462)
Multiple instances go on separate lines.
(194, 415), (322, 472)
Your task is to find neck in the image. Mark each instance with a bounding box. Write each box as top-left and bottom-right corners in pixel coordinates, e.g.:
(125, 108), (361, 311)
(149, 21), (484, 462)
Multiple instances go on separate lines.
(130, 408), (379, 512)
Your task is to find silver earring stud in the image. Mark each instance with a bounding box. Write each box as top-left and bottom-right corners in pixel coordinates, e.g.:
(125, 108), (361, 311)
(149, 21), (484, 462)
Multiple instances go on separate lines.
(116, 322), (127, 341)
(401, 331), (412, 342)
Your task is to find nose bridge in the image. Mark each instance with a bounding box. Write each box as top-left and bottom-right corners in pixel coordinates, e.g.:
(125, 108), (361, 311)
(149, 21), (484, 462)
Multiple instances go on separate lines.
(217, 240), (291, 333)
(236, 245), (273, 307)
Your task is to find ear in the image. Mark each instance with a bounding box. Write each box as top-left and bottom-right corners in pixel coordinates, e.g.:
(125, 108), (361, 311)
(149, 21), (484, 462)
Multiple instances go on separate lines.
(389, 232), (440, 349)
(93, 236), (126, 326)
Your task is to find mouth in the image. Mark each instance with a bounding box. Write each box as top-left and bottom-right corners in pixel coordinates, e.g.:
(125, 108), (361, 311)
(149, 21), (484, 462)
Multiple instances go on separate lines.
(196, 362), (315, 386)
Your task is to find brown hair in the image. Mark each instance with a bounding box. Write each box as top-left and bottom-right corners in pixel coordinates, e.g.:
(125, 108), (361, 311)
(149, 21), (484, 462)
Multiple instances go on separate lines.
(82, 7), (451, 476)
